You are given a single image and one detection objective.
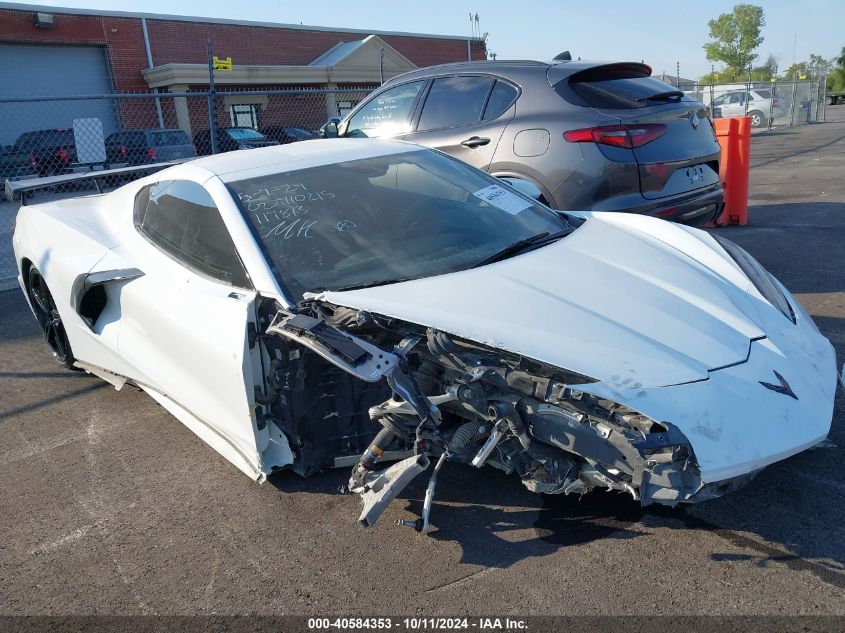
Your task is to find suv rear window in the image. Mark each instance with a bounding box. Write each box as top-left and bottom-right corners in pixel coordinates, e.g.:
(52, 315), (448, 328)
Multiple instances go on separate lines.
(754, 89), (772, 99)
(149, 130), (190, 146)
(16, 130), (75, 150)
(553, 63), (683, 109)
(107, 131), (143, 145)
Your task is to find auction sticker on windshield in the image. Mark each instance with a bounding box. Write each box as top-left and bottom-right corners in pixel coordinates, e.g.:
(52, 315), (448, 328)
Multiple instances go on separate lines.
(472, 185), (532, 215)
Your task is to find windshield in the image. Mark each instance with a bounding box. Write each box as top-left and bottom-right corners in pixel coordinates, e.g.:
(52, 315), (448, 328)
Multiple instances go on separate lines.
(226, 128), (266, 141)
(229, 149), (575, 300)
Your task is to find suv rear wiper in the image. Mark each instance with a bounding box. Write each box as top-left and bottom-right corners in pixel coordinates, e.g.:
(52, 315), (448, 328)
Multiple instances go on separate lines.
(472, 230), (569, 268)
(637, 90), (684, 102)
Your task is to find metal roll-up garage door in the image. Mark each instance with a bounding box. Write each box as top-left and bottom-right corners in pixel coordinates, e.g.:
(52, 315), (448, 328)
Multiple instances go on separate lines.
(0, 43), (116, 146)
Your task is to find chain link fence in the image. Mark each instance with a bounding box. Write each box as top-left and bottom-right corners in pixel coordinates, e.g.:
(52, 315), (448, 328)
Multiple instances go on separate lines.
(0, 87), (375, 192)
(678, 79), (829, 130)
(0, 80), (831, 198)
(0, 87), (375, 286)
(0, 79), (835, 285)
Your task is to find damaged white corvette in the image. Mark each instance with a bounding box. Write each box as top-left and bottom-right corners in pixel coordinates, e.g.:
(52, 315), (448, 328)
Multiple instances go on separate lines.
(10, 139), (840, 532)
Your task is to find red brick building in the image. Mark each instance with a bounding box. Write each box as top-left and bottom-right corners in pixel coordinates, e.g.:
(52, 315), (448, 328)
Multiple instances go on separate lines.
(0, 2), (486, 143)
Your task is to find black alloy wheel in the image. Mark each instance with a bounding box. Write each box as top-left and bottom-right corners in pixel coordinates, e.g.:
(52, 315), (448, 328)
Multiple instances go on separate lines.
(27, 266), (77, 369)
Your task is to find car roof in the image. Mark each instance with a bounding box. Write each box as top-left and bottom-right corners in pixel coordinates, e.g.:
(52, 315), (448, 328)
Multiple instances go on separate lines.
(189, 138), (423, 181)
(382, 59), (633, 85)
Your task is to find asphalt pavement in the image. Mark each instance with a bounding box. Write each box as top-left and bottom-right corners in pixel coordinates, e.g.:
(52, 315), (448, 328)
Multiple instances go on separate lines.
(1, 110), (844, 617)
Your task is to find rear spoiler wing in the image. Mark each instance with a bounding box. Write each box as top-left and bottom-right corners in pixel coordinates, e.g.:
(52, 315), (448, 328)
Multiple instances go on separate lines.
(4, 159), (191, 205)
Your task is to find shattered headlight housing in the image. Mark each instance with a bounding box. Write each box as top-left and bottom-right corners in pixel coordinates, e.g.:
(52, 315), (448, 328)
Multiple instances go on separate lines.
(713, 235), (795, 323)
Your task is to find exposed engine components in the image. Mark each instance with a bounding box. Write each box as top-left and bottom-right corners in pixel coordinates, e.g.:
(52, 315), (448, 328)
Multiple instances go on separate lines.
(356, 454), (430, 528)
(266, 301), (705, 535)
(471, 420), (505, 468)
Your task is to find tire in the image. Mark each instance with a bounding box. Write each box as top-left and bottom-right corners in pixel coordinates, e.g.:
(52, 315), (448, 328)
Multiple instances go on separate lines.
(27, 266), (77, 369)
(748, 110), (767, 128)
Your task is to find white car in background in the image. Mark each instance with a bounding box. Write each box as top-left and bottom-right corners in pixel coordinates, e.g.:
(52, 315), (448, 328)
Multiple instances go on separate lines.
(712, 88), (786, 127)
(9, 139), (840, 533)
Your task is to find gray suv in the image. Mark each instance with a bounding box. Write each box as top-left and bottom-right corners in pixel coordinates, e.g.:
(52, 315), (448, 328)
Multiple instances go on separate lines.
(332, 60), (723, 226)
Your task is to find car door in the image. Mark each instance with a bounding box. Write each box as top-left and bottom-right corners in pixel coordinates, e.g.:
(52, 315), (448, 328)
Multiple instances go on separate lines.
(114, 178), (263, 476)
(721, 92), (745, 117)
(341, 80), (427, 139)
(711, 93), (728, 117)
(404, 76), (517, 171)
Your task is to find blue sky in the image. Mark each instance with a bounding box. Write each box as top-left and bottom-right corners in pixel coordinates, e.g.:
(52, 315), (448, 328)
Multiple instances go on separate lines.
(25, 0), (845, 79)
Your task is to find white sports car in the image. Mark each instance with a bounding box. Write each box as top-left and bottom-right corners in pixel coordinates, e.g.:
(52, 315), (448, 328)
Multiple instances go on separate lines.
(10, 139), (840, 532)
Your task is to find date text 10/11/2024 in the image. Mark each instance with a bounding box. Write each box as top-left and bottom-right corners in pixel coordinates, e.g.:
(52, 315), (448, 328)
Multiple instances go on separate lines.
(307, 617), (529, 631)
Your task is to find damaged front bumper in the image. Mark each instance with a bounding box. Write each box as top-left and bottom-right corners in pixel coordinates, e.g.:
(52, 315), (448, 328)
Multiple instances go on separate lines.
(578, 336), (837, 486)
(257, 297), (838, 535)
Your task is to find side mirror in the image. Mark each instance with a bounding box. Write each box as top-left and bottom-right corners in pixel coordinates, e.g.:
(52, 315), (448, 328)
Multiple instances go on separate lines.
(321, 122), (339, 138)
(498, 177), (543, 202)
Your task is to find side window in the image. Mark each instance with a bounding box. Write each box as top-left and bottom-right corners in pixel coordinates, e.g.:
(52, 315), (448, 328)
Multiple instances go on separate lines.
(483, 80), (519, 121)
(417, 76), (494, 131)
(346, 81), (425, 138)
(134, 180), (251, 288)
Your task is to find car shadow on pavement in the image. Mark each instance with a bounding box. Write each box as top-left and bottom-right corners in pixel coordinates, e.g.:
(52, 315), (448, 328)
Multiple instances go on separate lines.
(0, 290), (42, 342)
(270, 449), (845, 589)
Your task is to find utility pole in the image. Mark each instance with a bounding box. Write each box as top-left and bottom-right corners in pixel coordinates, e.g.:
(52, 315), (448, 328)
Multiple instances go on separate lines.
(141, 17), (164, 129)
(745, 62), (752, 117)
(710, 63), (715, 111)
(207, 38), (219, 155)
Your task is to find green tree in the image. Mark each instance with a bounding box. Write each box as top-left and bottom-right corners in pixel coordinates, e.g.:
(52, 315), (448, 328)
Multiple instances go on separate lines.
(828, 47), (845, 93)
(809, 54), (833, 73)
(704, 4), (766, 79)
(782, 62), (810, 80)
(783, 54), (835, 81)
(751, 53), (778, 81)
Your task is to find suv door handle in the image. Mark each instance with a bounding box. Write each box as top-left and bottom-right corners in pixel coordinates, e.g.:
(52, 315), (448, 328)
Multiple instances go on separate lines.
(461, 136), (491, 148)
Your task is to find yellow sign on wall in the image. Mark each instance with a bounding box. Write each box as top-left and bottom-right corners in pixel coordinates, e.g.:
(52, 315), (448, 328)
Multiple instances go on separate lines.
(213, 56), (233, 71)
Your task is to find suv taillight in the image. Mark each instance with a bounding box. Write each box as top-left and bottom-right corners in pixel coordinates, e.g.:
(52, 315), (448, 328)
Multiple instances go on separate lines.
(57, 148), (69, 164)
(121, 144), (127, 159)
(28, 152), (37, 168)
(147, 147), (157, 160)
(772, 97), (779, 108)
(564, 124), (666, 149)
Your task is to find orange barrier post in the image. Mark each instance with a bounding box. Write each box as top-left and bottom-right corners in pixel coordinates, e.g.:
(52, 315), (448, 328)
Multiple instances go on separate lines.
(712, 116), (751, 226)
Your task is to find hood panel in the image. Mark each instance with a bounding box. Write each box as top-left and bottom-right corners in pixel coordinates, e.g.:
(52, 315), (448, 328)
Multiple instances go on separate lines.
(325, 214), (765, 387)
